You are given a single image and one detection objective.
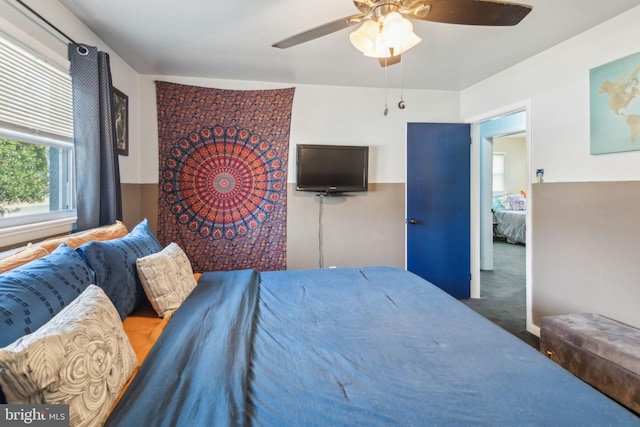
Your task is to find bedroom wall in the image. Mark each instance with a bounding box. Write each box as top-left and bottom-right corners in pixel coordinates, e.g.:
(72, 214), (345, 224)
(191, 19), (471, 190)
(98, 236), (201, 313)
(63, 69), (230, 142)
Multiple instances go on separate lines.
(137, 76), (460, 268)
(493, 135), (526, 196)
(137, 76), (460, 184)
(461, 6), (640, 329)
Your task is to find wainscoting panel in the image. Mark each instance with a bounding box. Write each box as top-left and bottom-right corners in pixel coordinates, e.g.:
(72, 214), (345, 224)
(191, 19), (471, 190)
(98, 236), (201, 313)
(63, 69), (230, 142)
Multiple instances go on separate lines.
(287, 183), (406, 271)
(122, 183), (406, 271)
(531, 181), (640, 329)
(121, 183), (158, 233)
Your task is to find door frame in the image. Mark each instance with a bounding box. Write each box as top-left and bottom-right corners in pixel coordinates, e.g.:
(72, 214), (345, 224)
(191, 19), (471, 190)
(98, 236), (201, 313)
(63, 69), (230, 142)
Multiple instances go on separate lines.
(479, 111), (527, 272)
(466, 99), (537, 336)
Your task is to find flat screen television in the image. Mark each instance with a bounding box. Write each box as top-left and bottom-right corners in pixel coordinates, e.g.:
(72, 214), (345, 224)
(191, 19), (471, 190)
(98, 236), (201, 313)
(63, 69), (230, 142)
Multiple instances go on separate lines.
(296, 144), (369, 194)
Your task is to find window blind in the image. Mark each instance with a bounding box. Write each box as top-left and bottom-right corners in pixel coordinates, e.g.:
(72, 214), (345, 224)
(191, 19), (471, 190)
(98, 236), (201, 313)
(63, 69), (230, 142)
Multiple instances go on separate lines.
(0, 36), (73, 141)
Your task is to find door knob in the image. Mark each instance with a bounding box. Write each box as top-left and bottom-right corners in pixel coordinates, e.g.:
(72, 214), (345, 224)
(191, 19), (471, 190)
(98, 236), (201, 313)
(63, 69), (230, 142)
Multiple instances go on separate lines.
(408, 218), (418, 225)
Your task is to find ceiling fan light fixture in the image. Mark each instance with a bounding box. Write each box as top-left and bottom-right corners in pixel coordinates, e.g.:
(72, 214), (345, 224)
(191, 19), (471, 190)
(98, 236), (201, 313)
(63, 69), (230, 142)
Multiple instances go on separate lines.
(352, 11), (421, 59)
(363, 33), (390, 58)
(399, 31), (421, 52)
(349, 20), (380, 53)
(363, 30), (421, 59)
(380, 12), (412, 46)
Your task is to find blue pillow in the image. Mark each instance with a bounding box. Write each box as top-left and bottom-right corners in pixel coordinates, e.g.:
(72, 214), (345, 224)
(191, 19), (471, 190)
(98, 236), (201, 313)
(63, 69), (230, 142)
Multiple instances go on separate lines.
(77, 219), (162, 319)
(0, 244), (94, 348)
(492, 196), (504, 211)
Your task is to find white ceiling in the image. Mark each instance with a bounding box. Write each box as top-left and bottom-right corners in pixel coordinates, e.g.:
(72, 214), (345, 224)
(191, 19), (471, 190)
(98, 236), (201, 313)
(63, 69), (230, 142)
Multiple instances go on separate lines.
(57, 0), (640, 91)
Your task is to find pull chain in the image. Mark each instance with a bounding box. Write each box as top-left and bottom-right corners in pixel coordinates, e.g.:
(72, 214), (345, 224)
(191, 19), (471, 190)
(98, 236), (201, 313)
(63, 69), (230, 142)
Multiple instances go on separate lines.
(398, 56), (406, 110)
(384, 56), (389, 116)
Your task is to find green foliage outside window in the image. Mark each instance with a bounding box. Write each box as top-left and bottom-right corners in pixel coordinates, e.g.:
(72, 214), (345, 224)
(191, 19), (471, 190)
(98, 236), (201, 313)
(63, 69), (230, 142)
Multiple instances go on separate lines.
(0, 137), (49, 216)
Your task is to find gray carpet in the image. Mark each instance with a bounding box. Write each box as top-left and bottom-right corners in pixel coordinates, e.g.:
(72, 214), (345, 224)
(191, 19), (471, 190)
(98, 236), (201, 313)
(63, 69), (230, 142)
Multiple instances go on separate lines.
(461, 241), (540, 349)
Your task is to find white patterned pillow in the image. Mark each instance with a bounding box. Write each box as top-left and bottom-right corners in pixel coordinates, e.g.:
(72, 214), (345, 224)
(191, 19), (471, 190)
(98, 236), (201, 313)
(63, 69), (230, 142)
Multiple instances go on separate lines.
(136, 242), (198, 318)
(508, 194), (527, 211)
(0, 285), (137, 427)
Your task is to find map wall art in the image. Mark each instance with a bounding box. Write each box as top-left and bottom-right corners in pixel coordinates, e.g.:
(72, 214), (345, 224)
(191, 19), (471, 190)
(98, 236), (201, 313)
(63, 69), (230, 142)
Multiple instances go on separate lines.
(590, 51), (640, 155)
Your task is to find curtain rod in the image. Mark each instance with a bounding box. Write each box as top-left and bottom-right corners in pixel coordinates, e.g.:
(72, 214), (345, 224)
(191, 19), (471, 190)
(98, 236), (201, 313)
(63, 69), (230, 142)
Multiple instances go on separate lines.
(15, 0), (88, 54)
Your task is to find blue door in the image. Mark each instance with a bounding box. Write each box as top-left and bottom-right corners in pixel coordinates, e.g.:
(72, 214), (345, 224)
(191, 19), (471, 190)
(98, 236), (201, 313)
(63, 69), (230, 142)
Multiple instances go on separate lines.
(406, 123), (471, 299)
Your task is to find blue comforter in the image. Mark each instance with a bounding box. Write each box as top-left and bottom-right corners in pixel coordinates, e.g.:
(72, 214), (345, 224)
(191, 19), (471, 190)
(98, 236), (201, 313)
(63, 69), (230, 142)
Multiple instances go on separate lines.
(106, 267), (638, 426)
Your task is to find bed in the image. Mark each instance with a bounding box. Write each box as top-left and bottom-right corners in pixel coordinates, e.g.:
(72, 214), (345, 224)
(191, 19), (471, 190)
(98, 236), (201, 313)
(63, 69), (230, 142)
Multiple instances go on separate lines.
(2, 221), (638, 426)
(106, 267), (639, 426)
(493, 193), (527, 245)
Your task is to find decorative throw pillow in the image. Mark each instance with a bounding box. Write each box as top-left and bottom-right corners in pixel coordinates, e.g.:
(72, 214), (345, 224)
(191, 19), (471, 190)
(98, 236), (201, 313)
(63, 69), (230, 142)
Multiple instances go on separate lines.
(492, 196), (504, 211)
(0, 244), (49, 274)
(39, 220), (128, 252)
(0, 244), (94, 348)
(136, 243), (198, 318)
(0, 285), (137, 427)
(508, 194), (526, 211)
(77, 219), (163, 319)
(497, 195), (511, 210)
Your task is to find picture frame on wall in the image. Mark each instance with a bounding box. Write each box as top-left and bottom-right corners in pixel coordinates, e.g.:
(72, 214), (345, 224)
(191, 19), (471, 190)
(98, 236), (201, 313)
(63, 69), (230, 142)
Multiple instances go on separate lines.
(589, 51), (640, 155)
(113, 87), (129, 156)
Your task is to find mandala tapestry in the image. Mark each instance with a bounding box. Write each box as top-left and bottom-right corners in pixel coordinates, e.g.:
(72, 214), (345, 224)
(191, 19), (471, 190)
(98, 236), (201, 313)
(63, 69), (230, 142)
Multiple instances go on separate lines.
(155, 81), (295, 272)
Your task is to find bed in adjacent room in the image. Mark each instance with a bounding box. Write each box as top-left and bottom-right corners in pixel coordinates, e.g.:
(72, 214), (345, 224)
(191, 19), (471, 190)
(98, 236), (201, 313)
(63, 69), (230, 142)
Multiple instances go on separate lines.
(493, 193), (527, 245)
(106, 266), (639, 426)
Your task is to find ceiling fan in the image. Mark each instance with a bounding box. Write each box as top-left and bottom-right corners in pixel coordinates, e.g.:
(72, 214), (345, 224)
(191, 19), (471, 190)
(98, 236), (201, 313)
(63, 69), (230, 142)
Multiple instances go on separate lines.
(273, 0), (532, 66)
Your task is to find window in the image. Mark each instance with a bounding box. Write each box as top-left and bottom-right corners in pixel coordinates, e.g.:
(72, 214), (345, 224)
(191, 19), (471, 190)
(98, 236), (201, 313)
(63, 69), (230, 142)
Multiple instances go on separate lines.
(0, 34), (75, 245)
(492, 152), (506, 194)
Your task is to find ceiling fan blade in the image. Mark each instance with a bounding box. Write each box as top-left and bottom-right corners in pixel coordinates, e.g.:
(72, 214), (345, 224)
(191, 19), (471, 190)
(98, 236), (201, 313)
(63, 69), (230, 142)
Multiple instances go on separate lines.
(272, 14), (366, 49)
(411, 0), (532, 26)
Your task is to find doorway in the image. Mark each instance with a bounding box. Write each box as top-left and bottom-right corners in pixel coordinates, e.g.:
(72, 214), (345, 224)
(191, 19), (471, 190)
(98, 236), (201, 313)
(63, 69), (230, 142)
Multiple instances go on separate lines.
(471, 129), (532, 346)
(403, 104), (534, 337)
(469, 104), (535, 338)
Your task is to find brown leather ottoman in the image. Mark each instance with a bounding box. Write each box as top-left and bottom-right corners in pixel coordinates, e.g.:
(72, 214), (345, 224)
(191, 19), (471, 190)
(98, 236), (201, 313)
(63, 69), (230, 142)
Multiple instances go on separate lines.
(540, 313), (640, 414)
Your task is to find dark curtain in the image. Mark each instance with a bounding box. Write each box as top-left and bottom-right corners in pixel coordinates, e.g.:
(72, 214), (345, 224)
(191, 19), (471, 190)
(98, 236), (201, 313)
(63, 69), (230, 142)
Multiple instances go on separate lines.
(68, 44), (122, 231)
